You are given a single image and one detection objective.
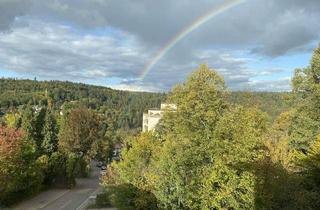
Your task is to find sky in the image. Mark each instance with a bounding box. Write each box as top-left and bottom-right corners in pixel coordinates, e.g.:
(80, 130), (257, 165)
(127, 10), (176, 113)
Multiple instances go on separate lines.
(0, 0), (319, 92)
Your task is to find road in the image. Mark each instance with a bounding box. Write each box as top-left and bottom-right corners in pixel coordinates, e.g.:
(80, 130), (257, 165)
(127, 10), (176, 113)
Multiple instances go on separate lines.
(13, 166), (101, 210)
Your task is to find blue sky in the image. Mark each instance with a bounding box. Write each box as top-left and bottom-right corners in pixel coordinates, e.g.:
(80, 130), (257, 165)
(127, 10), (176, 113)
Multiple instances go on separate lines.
(0, 0), (319, 92)
(0, 69), (20, 78)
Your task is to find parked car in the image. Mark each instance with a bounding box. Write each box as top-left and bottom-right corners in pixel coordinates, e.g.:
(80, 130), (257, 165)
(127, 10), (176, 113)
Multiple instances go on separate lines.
(100, 168), (107, 176)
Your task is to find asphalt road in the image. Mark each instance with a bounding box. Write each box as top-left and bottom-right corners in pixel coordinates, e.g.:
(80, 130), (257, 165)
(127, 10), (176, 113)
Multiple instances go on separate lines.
(13, 166), (101, 210)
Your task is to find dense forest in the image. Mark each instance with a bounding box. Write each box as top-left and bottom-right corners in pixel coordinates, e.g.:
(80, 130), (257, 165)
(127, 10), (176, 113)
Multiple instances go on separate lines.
(0, 78), (290, 126)
(0, 79), (165, 129)
(229, 91), (291, 121)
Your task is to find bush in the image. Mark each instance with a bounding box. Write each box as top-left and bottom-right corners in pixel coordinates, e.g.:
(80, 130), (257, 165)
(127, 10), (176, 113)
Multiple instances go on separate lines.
(99, 184), (159, 210)
(95, 192), (112, 208)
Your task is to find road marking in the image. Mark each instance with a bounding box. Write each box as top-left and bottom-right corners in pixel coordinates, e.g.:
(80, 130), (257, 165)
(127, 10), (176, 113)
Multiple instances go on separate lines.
(76, 189), (92, 194)
(59, 199), (72, 209)
(39, 190), (70, 209)
(76, 188), (101, 210)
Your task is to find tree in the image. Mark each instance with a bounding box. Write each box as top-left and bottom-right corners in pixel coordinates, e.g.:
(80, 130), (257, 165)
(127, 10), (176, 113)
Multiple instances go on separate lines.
(94, 138), (112, 164)
(4, 112), (21, 128)
(254, 112), (300, 209)
(290, 44), (320, 151)
(21, 105), (35, 140)
(167, 64), (228, 138)
(146, 65), (231, 209)
(34, 107), (46, 152)
(0, 126), (43, 205)
(264, 112), (295, 170)
(300, 134), (320, 189)
(46, 151), (79, 188)
(58, 107), (100, 176)
(101, 132), (160, 209)
(41, 110), (58, 155)
(59, 107), (100, 157)
(107, 65), (268, 209)
(150, 106), (267, 209)
(251, 44), (320, 209)
(115, 132), (160, 191)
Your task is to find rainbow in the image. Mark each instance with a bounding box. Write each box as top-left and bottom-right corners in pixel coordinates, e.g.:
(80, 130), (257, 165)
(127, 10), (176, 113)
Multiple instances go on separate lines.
(139, 0), (246, 81)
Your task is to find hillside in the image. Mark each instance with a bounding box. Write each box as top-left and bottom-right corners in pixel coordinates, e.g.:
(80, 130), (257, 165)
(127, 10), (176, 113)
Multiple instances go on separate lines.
(0, 78), (290, 126)
(229, 91), (291, 121)
(0, 78), (165, 129)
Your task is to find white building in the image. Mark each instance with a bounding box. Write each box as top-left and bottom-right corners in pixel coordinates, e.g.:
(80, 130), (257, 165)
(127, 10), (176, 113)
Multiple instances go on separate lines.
(142, 103), (177, 132)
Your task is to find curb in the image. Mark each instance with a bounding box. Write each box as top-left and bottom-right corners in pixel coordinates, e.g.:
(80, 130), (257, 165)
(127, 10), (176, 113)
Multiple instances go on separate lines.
(76, 188), (101, 210)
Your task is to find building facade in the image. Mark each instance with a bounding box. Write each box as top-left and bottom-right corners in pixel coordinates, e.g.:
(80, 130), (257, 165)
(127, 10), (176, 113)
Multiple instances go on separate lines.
(142, 103), (177, 132)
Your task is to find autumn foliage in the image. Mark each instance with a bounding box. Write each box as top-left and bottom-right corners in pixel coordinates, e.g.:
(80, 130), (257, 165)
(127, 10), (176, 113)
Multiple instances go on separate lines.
(0, 125), (42, 205)
(0, 125), (24, 155)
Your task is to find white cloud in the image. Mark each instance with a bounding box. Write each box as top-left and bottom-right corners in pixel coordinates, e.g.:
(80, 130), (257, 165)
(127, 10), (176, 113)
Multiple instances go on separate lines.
(0, 18), (148, 81)
(110, 83), (162, 93)
(248, 77), (291, 92)
(0, 0), (318, 91)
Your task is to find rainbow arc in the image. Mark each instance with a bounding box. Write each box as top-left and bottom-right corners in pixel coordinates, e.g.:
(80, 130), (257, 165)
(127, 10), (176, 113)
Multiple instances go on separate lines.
(139, 0), (246, 81)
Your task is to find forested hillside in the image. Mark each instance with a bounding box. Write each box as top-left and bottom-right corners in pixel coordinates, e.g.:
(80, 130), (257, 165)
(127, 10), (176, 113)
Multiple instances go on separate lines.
(229, 91), (291, 120)
(0, 79), (290, 126)
(0, 79), (165, 129)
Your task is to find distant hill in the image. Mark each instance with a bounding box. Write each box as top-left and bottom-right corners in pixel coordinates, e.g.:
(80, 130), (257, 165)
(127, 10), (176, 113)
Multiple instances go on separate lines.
(0, 78), (165, 129)
(0, 78), (290, 128)
(229, 91), (292, 121)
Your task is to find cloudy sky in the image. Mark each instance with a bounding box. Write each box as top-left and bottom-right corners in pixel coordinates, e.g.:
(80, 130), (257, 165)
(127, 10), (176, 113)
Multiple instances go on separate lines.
(0, 0), (319, 92)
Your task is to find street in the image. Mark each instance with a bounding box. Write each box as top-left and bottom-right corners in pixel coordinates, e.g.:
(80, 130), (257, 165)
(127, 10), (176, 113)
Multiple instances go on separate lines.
(13, 166), (101, 210)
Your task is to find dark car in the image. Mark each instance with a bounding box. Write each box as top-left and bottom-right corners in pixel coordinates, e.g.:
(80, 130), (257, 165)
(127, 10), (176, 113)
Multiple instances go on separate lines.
(96, 161), (103, 168)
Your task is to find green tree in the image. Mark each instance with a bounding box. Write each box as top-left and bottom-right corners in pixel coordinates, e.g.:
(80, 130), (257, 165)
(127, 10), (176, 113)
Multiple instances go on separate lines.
(290, 44), (320, 151)
(58, 108), (100, 176)
(300, 134), (320, 189)
(116, 132), (160, 191)
(41, 110), (58, 155)
(34, 107), (46, 152)
(254, 112), (300, 209)
(167, 64), (228, 138)
(101, 133), (160, 210)
(148, 65), (231, 209)
(21, 105), (35, 140)
(46, 151), (79, 188)
(150, 106), (267, 209)
(59, 107), (100, 157)
(94, 138), (112, 164)
(108, 65), (268, 209)
(4, 112), (21, 128)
